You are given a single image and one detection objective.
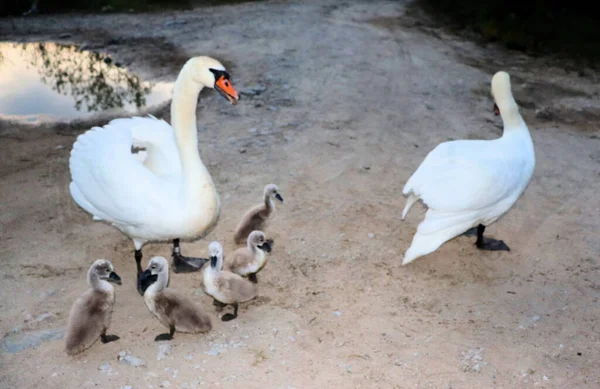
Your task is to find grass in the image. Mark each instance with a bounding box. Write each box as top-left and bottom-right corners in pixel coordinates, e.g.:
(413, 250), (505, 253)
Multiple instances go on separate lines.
(417, 0), (600, 67)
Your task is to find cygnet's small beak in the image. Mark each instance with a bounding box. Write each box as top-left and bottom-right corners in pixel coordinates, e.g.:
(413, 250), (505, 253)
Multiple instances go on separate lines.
(275, 193), (283, 202)
(210, 255), (218, 268)
(108, 271), (122, 285)
(493, 103), (500, 116)
(215, 75), (239, 105)
(258, 241), (272, 253)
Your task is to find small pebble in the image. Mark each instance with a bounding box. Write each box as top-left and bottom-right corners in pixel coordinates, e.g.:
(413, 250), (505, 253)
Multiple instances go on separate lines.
(368, 233), (375, 239)
(160, 381), (170, 388)
(333, 311), (342, 317)
(532, 315), (541, 323)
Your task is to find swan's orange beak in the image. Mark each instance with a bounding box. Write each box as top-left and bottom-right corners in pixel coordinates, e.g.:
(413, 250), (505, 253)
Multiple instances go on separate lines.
(493, 103), (500, 116)
(215, 76), (239, 105)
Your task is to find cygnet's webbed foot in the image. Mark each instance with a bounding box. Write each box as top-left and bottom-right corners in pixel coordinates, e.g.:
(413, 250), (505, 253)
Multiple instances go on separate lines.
(155, 333), (174, 341)
(221, 313), (238, 322)
(171, 239), (208, 273)
(221, 303), (238, 322)
(474, 224), (510, 252)
(155, 325), (175, 341)
(476, 237), (510, 251)
(100, 334), (120, 344)
(248, 273), (258, 284)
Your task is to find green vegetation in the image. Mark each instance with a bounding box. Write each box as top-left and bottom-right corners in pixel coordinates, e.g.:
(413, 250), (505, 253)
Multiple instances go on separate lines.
(419, 0), (600, 66)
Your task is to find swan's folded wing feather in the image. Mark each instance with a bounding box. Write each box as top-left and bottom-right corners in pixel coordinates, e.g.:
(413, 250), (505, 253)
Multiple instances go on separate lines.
(108, 116), (181, 177)
(404, 153), (521, 212)
(70, 125), (175, 227)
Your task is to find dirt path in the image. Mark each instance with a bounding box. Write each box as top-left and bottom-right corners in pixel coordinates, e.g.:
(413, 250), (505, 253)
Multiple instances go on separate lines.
(1, 1), (599, 388)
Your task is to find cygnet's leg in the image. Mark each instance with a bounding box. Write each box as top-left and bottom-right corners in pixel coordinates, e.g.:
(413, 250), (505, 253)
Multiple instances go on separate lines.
(221, 303), (238, 322)
(475, 224), (510, 251)
(135, 249), (144, 296)
(172, 239), (208, 273)
(100, 329), (120, 344)
(155, 325), (175, 341)
(248, 273), (258, 284)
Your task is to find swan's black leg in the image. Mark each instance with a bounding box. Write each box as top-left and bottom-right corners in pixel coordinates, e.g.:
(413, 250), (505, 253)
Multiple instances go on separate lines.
(101, 329), (120, 343)
(475, 224), (510, 251)
(171, 239), (208, 273)
(155, 325), (175, 341)
(135, 250), (144, 295)
(248, 273), (258, 284)
(221, 303), (238, 322)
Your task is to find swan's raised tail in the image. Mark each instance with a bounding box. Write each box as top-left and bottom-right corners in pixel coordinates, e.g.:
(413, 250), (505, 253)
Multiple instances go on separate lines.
(403, 209), (479, 265)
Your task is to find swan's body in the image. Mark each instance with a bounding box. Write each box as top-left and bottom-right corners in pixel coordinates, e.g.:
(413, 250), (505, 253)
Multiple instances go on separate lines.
(401, 71), (535, 264)
(225, 230), (272, 283)
(65, 260), (122, 355)
(69, 57), (239, 288)
(233, 184), (283, 244)
(203, 242), (258, 321)
(141, 256), (212, 341)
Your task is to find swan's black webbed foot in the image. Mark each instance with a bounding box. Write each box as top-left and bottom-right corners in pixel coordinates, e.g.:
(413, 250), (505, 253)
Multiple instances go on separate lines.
(155, 325), (175, 341)
(172, 239), (208, 273)
(248, 273), (258, 284)
(474, 224), (510, 252)
(221, 303), (238, 322)
(135, 249), (144, 295)
(101, 334), (120, 344)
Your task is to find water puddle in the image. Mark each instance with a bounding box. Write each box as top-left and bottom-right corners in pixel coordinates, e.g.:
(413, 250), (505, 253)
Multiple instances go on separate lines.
(0, 42), (172, 122)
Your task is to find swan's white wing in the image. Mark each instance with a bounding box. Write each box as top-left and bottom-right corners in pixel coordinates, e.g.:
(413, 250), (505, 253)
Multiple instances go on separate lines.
(403, 141), (524, 212)
(107, 115), (181, 177)
(69, 124), (177, 226)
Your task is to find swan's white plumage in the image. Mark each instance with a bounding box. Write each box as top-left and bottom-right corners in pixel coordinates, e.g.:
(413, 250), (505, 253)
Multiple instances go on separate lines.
(70, 120), (180, 231)
(69, 57), (229, 252)
(401, 71), (535, 264)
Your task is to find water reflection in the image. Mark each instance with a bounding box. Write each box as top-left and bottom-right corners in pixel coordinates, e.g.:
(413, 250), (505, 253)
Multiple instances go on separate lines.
(0, 42), (172, 120)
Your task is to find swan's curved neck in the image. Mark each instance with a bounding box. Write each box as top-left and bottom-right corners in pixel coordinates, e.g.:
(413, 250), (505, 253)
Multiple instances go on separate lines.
(500, 101), (526, 132)
(170, 65), (219, 226)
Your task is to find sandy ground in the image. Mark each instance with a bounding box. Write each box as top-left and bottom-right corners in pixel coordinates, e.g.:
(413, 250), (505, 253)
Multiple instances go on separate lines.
(1, 1), (600, 388)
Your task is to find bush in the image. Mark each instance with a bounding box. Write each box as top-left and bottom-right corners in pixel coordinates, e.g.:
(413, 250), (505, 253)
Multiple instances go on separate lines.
(419, 0), (600, 64)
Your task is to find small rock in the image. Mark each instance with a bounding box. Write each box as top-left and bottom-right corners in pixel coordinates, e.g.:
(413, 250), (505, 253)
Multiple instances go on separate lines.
(368, 233), (375, 239)
(333, 311), (342, 317)
(532, 315), (541, 323)
(248, 128), (257, 133)
(98, 363), (111, 373)
(268, 105), (277, 111)
(157, 343), (172, 361)
(122, 386), (133, 389)
(119, 352), (145, 367)
(288, 336), (295, 342)
(0, 327), (65, 353)
(239, 148), (247, 154)
(362, 165), (371, 170)
(55, 145), (64, 150)
(185, 355), (193, 360)
(160, 381), (170, 388)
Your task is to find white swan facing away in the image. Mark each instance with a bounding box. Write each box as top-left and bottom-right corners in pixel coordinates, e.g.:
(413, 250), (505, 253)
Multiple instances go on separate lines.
(401, 71), (535, 265)
(69, 56), (239, 293)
